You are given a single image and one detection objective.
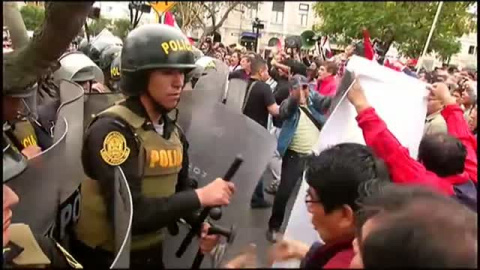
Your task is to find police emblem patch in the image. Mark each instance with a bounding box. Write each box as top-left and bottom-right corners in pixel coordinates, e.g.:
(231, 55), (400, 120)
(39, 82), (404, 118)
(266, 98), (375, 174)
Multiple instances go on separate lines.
(100, 131), (130, 166)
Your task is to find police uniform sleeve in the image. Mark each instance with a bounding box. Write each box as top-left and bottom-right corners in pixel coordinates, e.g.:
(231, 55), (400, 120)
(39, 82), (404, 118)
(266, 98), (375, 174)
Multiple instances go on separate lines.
(84, 117), (201, 236)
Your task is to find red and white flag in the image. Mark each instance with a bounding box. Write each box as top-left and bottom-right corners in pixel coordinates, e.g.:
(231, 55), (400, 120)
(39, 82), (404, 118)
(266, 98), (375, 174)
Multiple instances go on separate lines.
(321, 36), (333, 60)
(276, 38), (283, 52)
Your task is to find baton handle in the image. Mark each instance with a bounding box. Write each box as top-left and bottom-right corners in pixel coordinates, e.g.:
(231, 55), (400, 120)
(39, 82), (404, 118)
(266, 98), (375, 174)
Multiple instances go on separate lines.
(176, 155), (243, 258)
(223, 155), (243, 181)
(191, 249), (205, 269)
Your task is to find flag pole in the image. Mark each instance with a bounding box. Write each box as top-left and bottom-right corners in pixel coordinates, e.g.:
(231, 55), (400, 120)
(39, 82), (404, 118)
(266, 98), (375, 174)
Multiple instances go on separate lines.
(416, 1), (444, 70)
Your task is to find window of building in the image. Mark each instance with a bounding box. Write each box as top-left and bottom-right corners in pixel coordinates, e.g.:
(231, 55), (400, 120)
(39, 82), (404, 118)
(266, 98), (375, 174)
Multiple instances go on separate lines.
(249, 2), (259, 19)
(468, 45), (475, 55)
(272, 2), (285, 24)
(299, 4), (309, 27)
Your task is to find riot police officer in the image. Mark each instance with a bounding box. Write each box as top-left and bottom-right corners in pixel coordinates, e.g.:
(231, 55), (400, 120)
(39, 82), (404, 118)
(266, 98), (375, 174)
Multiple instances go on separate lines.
(71, 24), (235, 268)
(98, 44), (122, 92)
(3, 84), (52, 159)
(3, 88), (82, 269)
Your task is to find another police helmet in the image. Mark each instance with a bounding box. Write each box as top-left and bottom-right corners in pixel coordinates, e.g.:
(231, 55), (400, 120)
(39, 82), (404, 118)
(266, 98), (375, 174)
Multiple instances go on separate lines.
(120, 24), (196, 97)
(78, 38), (91, 55)
(72, 66), (96, 82)
(109, 53), (121, 92)
(89, 36), (122, 65)
(99, 44), (122, 71)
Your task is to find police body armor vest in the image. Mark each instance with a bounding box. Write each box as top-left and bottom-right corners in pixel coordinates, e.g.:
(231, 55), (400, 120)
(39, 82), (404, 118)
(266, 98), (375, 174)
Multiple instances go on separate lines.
(11, 119), (38, 150)
(74, 105), (183, 252)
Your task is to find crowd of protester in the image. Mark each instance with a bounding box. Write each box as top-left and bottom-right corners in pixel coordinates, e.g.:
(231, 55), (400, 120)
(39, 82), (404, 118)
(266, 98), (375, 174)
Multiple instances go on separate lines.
(215, 38), (478, 268)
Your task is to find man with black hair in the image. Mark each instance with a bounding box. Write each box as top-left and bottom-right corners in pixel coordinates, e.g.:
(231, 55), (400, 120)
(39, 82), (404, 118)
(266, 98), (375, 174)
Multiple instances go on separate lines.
(229, 55), (252, 81)
(266, 75), (332, 243)
(268, 143), (390, 268)
(347, 79), (477, 211)
(316, 61), (338, 97)
(351, 184), (477, 268)
(242, 57), (280, 208)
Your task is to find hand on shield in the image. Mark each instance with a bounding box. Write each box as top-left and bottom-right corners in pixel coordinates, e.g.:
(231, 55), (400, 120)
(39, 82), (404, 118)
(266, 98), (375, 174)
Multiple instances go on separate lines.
(21, 145), (42, 159)
(347, 77), (371, 113)
(428, 83), (456, 106)
(199, 222), (220, 254)
(196, 178), (235, 207)
(267, 238), (310, 266)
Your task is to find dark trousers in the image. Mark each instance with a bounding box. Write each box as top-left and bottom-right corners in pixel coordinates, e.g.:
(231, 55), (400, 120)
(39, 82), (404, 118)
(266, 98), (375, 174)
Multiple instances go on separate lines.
(268, 149), (308, 230)
(250, 173), (266, 204)
(70, 236), (165, 268)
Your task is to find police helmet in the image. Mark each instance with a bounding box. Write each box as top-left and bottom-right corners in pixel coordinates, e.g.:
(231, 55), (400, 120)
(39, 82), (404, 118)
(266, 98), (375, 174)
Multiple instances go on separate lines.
(120, 24), (196, 97)
(99, 44), (122, 71)
(72, 66), (96, 82)
(109, 53), (121, 92)
(78, 38), (91, 55)
(89, 36), (122, 65)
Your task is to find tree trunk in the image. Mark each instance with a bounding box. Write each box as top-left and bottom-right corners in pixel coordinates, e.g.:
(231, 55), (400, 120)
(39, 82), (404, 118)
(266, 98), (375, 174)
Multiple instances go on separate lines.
(3, 2), (94, 95)
(3, 2), (29, 50)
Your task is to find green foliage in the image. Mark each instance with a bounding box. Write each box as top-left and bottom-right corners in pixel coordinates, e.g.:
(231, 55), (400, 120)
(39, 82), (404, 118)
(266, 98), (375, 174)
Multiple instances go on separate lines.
(20, 5), (45, 31)
(313, 2), (476, 59)
(111, 18), (131, 40)
(86, 17), (112, 37)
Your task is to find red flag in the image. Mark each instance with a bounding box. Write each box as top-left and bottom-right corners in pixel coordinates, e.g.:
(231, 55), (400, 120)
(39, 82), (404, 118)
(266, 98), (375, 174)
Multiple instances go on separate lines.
(363, 29), (374, 60)
(164, 11), (175, 27)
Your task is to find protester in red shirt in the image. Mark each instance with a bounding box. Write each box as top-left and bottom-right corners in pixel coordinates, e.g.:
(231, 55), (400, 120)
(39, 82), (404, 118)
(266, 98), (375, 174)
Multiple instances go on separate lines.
(316, 61), (338, 96)
(347, 79), (477, 211)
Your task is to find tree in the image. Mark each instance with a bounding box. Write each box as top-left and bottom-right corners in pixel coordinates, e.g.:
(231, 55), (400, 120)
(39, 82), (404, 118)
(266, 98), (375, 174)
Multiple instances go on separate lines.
(171, 2), (258, 40)
(19, 4), (45, 31)
(4, 2), (93, 95)
(313, 2), (476, 59)
(111, 18), (131, 40)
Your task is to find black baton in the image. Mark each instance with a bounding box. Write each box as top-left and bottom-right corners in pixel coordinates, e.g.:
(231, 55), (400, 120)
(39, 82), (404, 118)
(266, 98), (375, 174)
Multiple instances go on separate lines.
(175, 155), (243, 259)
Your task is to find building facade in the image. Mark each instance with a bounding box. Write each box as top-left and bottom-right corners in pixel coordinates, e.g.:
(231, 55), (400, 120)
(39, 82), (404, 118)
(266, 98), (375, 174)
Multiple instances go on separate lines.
(216, 2), (320, 51)
(449, 33), (477, 69)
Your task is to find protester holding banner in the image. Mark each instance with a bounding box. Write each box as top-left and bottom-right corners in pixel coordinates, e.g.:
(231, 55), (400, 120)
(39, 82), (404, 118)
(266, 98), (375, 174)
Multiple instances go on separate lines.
(268, 143), (390, 268)
(351, 184), (477, 268)
(347, 79), (477, 211)
(71, 25), (234, 268)
(267, 75), (331, 242)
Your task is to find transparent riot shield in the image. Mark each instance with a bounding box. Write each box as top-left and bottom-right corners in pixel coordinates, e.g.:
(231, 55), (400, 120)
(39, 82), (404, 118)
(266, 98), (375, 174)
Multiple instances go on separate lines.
(163, 90), (277, 268)
(53, 52), (104, 85)
(110, 166), (133, 269)
(224, 78), (248, 113)
(9, 116), (68, 235)
(193, 58), (230, 103)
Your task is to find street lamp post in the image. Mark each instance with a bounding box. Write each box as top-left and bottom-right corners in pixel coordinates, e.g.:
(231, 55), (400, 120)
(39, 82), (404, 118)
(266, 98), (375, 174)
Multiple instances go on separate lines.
(252, 17), (264, 53)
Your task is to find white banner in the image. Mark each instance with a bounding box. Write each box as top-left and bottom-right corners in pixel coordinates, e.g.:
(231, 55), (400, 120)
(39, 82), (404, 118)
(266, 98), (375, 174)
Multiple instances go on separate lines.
(275, 55), (428, 267)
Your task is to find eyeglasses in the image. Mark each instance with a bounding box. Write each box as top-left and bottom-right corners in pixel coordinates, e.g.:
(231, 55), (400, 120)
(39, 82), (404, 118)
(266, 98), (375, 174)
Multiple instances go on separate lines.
(301, 84), (309, 90)
(305, 193), (321, 205)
